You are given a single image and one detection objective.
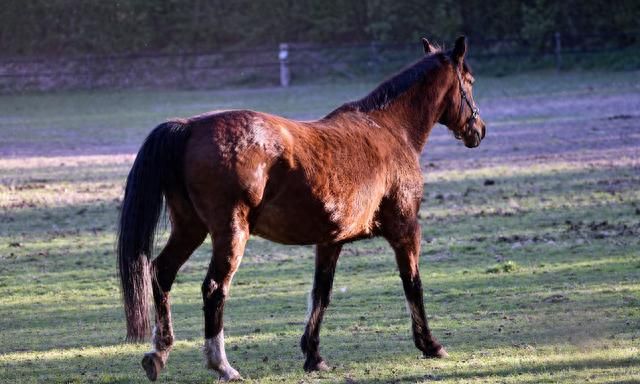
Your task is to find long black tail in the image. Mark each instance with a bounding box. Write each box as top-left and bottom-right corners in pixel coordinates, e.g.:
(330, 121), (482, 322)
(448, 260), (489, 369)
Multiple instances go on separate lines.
(117, 120), (191, 341)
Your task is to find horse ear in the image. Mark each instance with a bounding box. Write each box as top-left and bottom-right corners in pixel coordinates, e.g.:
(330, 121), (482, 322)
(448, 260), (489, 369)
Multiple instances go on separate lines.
(422, 37), (435, 54)
(452, 36), (467, 63)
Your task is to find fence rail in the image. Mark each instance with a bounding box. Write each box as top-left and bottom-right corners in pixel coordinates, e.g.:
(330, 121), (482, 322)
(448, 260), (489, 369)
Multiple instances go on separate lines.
(0, 32), (637, 92)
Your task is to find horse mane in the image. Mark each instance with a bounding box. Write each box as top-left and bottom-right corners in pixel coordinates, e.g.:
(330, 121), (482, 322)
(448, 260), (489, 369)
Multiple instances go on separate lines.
(326, 49), (446, 117)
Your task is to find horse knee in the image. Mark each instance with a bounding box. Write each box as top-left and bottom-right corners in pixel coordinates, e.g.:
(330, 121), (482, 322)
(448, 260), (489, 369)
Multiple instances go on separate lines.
(400, 271), (422, 292)
(202, 279), (227, 302)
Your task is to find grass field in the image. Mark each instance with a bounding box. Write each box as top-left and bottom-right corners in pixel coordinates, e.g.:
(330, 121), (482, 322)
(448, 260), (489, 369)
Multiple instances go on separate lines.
(1, 70), (639, 383)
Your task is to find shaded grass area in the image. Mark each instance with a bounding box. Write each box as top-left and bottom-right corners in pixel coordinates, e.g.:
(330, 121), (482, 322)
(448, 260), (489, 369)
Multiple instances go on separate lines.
(1, 69), (639, 157)
(1, 152), (639, 383)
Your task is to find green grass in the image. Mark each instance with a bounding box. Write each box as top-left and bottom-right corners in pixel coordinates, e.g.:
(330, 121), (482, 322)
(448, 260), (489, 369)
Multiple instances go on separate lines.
(1, 156), (638, 383)
(1, 71), (639, 383)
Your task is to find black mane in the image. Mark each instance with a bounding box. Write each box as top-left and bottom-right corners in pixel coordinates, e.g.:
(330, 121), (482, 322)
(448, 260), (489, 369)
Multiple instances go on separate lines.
(326, 52), (445, 117)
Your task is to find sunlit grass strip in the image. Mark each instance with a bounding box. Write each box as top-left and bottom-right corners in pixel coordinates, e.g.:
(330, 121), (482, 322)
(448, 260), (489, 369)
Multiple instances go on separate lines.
(0, 154), (134, 171)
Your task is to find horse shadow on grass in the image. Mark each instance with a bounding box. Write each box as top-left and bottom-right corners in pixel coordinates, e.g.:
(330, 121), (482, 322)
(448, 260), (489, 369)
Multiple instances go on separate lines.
(1, 330), (637, 383)
(348, 355), (640, 384)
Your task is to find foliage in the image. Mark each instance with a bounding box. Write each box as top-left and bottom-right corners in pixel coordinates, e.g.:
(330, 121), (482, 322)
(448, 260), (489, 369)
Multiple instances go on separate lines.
(521, 0), (558, 51)
(0, 0), (638, 56)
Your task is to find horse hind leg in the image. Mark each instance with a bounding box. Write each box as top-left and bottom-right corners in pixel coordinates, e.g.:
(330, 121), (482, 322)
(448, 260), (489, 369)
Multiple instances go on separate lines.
(141, 194), (207, 381)
(201, 207), (250, 381)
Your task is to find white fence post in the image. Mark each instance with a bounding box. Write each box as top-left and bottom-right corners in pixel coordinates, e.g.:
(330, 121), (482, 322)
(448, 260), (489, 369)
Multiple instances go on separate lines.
(279, 43), (290, 87)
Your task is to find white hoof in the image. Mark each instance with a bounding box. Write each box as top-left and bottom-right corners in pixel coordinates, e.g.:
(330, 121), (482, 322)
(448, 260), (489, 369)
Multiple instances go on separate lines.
(218, 366), (243, 382)
(204, 332), (242, 382)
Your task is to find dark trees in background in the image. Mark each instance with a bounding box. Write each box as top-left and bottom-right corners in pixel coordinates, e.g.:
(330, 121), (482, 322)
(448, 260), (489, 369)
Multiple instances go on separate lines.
(0, 0), (638, 57)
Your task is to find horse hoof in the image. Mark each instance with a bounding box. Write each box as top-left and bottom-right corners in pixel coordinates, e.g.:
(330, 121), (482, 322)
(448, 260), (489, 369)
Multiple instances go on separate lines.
(219, 369), (243, 382)
(424, 346), (449, 359)
(315, 360), (331, 371)
(141, 353), (164, 381)
(304, 358), (330, 372)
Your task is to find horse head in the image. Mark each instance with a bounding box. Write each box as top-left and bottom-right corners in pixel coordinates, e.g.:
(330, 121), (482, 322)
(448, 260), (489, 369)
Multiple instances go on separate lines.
(432, 36), (486, 148)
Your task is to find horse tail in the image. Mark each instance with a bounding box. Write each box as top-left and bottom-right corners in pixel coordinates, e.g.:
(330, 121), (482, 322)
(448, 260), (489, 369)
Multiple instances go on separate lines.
(117, 120), (191, 341)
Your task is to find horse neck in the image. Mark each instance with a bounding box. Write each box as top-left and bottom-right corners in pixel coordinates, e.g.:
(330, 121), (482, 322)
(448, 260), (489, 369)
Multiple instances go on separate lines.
(369, 66), (453, 153)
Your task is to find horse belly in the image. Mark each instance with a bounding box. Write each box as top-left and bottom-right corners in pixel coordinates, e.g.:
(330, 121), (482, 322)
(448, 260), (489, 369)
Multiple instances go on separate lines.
(251, 184), (382, 245)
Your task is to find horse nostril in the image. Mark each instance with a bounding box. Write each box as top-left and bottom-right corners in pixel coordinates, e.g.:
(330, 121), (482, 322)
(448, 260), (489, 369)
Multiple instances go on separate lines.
(481, 125), (486, 140)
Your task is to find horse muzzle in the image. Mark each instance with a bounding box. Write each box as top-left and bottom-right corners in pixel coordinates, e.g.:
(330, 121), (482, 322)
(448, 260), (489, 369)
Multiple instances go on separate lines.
(463, 121), (485, 148)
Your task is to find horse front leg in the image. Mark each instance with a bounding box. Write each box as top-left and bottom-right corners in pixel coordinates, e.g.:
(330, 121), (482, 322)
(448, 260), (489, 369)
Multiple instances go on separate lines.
(201, 217), (248, 382)
(386, 220), (448, 358)
(301, 244), (342, 372)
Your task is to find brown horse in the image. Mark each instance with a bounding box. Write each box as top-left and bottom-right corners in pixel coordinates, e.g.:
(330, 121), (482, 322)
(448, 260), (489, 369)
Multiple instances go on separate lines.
(117, 36), (485, 381)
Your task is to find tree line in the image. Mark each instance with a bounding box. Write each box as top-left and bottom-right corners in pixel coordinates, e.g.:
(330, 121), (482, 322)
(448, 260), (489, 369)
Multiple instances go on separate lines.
(1, 0), (638, 57)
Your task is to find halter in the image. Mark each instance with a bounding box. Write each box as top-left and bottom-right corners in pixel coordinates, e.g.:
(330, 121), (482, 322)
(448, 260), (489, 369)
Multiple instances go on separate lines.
(456, 69), (479, 128)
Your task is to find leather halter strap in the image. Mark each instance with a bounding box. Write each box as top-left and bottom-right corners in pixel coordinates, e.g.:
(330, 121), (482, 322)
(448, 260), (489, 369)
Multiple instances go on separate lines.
(456, 69), (479, 127)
